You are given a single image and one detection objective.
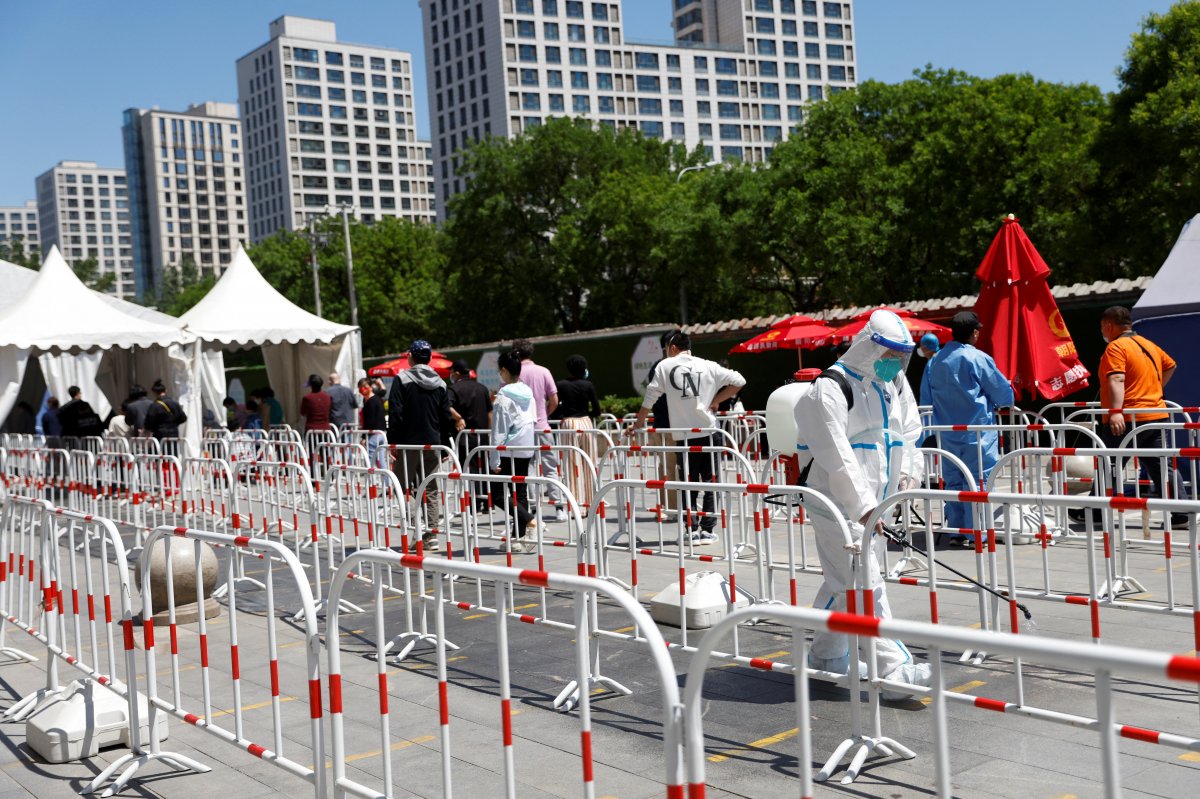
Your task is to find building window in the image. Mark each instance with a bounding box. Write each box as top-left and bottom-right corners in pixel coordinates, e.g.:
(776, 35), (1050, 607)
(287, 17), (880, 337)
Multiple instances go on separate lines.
(294, 48), (318, 63)
(824, 2), (843, 18)
(827, 44), (845, 60)
(326, 51), (344, 65)
(544, 22), (560, 39)
(549, 94), (565, 111)
(640, 120), (663, 139)
(566, 1), (584, 18)
(519, 44), (538, 62)
(636, 75), (660, 92)
(572, 95), (590, 113)
(638, 98), (661, 115)
(808, 85), (823, 101)
(715, 57), (737, 75)
(829, 65), (846, 81)
(569, 47), (588, 65)
(522, 92), (541, 110)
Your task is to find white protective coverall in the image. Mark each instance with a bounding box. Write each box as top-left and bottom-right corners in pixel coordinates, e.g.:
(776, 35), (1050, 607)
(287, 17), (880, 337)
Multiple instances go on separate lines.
(795, 310), (928, 685)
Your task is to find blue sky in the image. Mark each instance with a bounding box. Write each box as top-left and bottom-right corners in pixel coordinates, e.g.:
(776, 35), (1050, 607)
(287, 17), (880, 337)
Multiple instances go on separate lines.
(0, 0), (1176, 205)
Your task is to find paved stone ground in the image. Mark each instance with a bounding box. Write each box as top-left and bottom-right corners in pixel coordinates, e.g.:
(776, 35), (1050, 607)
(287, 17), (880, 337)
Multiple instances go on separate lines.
(0, 488), (1197, 798)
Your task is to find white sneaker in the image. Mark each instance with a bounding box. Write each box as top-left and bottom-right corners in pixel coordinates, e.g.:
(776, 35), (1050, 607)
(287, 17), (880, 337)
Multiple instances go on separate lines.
(880, 662), (932, 700)
(554, 508), (568, 522)
(807, 653), (868, 679)
(688, 531), (718, 545)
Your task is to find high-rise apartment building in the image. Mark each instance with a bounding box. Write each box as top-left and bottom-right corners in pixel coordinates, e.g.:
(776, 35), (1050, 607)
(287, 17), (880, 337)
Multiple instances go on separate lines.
(122, 102), (248, 299)
(237, 16), (437, 242)
(0, 201), (39, 258)
(34, 161), (133, 297)
(420, 0), (857, 211)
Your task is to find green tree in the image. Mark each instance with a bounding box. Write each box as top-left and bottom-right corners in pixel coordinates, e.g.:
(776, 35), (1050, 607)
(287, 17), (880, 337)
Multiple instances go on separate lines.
(1094, 1), (1200, 274)
(157, 256), (216, 316)
(69, 256), (117, 293)
(442, 118), (709, 339)
(248, 216), (448, 355)
(0, 235), (40, 268)
(747, 69), (1106, 309)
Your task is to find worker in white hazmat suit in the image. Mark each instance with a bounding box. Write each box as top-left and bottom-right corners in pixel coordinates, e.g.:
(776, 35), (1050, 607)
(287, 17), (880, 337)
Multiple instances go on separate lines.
(795, 309), (932, 700)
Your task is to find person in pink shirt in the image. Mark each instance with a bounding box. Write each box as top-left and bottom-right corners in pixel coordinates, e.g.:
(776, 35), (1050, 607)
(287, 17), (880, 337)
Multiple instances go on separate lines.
(512, 339), (566, 520)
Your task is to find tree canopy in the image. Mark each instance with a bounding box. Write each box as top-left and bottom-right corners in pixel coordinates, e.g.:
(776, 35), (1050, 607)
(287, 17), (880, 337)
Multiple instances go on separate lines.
(237, 2), (1200, 356)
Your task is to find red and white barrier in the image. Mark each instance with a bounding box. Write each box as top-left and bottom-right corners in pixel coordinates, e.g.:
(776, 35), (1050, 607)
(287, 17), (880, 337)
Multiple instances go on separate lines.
(682, 604), (1200, 795)
(324, 551), (685, 799)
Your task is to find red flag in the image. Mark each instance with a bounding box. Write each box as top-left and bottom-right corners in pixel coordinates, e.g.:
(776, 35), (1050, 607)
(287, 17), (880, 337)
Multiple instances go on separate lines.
(973, 215), (1089, 401)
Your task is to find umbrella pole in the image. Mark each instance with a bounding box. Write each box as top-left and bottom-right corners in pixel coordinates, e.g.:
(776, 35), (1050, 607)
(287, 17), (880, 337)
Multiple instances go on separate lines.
(797, 348), (803, 369)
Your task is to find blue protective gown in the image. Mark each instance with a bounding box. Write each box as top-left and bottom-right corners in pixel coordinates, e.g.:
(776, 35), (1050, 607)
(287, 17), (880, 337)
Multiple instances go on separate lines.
(920, 342), (1015, 529)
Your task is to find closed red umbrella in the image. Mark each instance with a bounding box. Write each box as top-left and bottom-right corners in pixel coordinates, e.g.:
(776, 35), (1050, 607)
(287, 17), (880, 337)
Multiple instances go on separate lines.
(729, 314), (835, 354)
(973, 215), (1089, 400)
(827, 307), (952, 345)
(368, 351), (454, 380)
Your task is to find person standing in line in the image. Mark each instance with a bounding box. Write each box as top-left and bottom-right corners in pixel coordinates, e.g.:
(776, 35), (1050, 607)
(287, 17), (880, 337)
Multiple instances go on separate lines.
(1096, 306), (1189, 528)
(124, 385), (153, 436)
(325, 371), (358, 429)
(447, 359), (493, 511)
(299, 374), (332, 433)
(258, 387), (285, 428)
(58, 385), (104, 441)
(107, 401), (132, 437)
(357, 377), (388, 469)
(554, 355), (601, 514)
(511, 339), (567, 521)
(626, 331), (746, 543)
(920, 312), (1014, 544)
(645, 329), (681, 517)
(489, 351), (538, 552)
(42, 397), (63, 446)
(794, 310), (932, 698)
(143, 379), (188, 441)
(387, 340), (455, 551)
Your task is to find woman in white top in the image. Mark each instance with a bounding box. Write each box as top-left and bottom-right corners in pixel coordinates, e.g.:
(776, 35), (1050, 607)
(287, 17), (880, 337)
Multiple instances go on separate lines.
(490, 350), (538, 552)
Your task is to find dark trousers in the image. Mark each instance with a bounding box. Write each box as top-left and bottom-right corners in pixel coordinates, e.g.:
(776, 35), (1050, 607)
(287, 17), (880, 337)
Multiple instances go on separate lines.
(682, 434), (717, 532)
(1097, 425), (1183, 500)
(492, 457), (534, 537)
(458, 431), (489, 500)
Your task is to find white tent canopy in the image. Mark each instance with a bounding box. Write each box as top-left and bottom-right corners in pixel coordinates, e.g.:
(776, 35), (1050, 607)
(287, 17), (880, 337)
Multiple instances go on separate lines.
(0, 247), (202, 445)
(180, 246), (361, 427)
(1133, 213), (1200, 404)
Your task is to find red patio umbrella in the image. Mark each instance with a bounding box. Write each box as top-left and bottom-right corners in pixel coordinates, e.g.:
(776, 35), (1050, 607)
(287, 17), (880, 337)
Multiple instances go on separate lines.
(729, 314), (835, 354)
(973, 214), (1089, 400)
(827, 307), (952, 345)
(368, 351), (454, 380)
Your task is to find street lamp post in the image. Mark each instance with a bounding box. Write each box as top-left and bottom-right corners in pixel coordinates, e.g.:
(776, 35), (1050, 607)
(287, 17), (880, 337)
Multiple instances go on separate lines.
(674, 160), (723, 326)
(328, 203), (360, 328)
(306, 216), (327, 317)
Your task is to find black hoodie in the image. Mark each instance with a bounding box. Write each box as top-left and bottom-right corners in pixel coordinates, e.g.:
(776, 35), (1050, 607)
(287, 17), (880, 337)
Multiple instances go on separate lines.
(387, 364), (453, 446)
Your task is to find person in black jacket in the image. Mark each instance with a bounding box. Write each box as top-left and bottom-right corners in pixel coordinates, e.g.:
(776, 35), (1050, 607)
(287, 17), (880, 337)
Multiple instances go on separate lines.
(448, 359), (492, 512)
(387, 340), (454, 549)
(358, 377), (387, 469)
(58, 386), (105, 441)
(143, 379), (188, 441)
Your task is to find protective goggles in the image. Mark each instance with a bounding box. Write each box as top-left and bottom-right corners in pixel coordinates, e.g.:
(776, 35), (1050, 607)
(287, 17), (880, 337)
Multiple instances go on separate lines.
(870, 330), (915, 353)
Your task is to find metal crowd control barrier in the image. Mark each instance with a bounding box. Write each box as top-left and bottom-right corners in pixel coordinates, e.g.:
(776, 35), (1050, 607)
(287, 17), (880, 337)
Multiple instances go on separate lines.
(598, 444), (760, 555)
(325, 551), (685, 799)
(91, 525), (326, 798)
(182, 457), (235, 534)
(222, 460), (324, 612)
(386, 443), (459, 535)
(312, 440), (368, 493)
(864, 489), (1200, 672)
(588, 478), (863, 670)
(0, 497), (51, 670)
(683, 604), (1200, 796)
(1041, 400), (1191, 425)
(465, 442), (596, 524)
(396, 471), (591, 671)
(131, 453), (184, 554)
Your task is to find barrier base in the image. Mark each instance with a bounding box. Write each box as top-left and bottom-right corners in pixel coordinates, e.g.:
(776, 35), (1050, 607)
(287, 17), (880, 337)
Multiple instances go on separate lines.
(82, 749), (212, 798)
(384, 630), (459, 662)
(3, 684), (66, 722)
(814, 733), (916, 785)
(0, 646), (38, 665)
(887, 552), (927, 579)
(553, 673), (633, 713)
(293, 596), (364, 623)
(1100, 575), (1147, 599)
(211, 575), (266, 599)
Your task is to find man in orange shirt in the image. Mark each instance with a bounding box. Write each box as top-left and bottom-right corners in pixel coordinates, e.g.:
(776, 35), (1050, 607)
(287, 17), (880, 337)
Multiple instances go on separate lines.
(1097, 306), (1187, 528)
